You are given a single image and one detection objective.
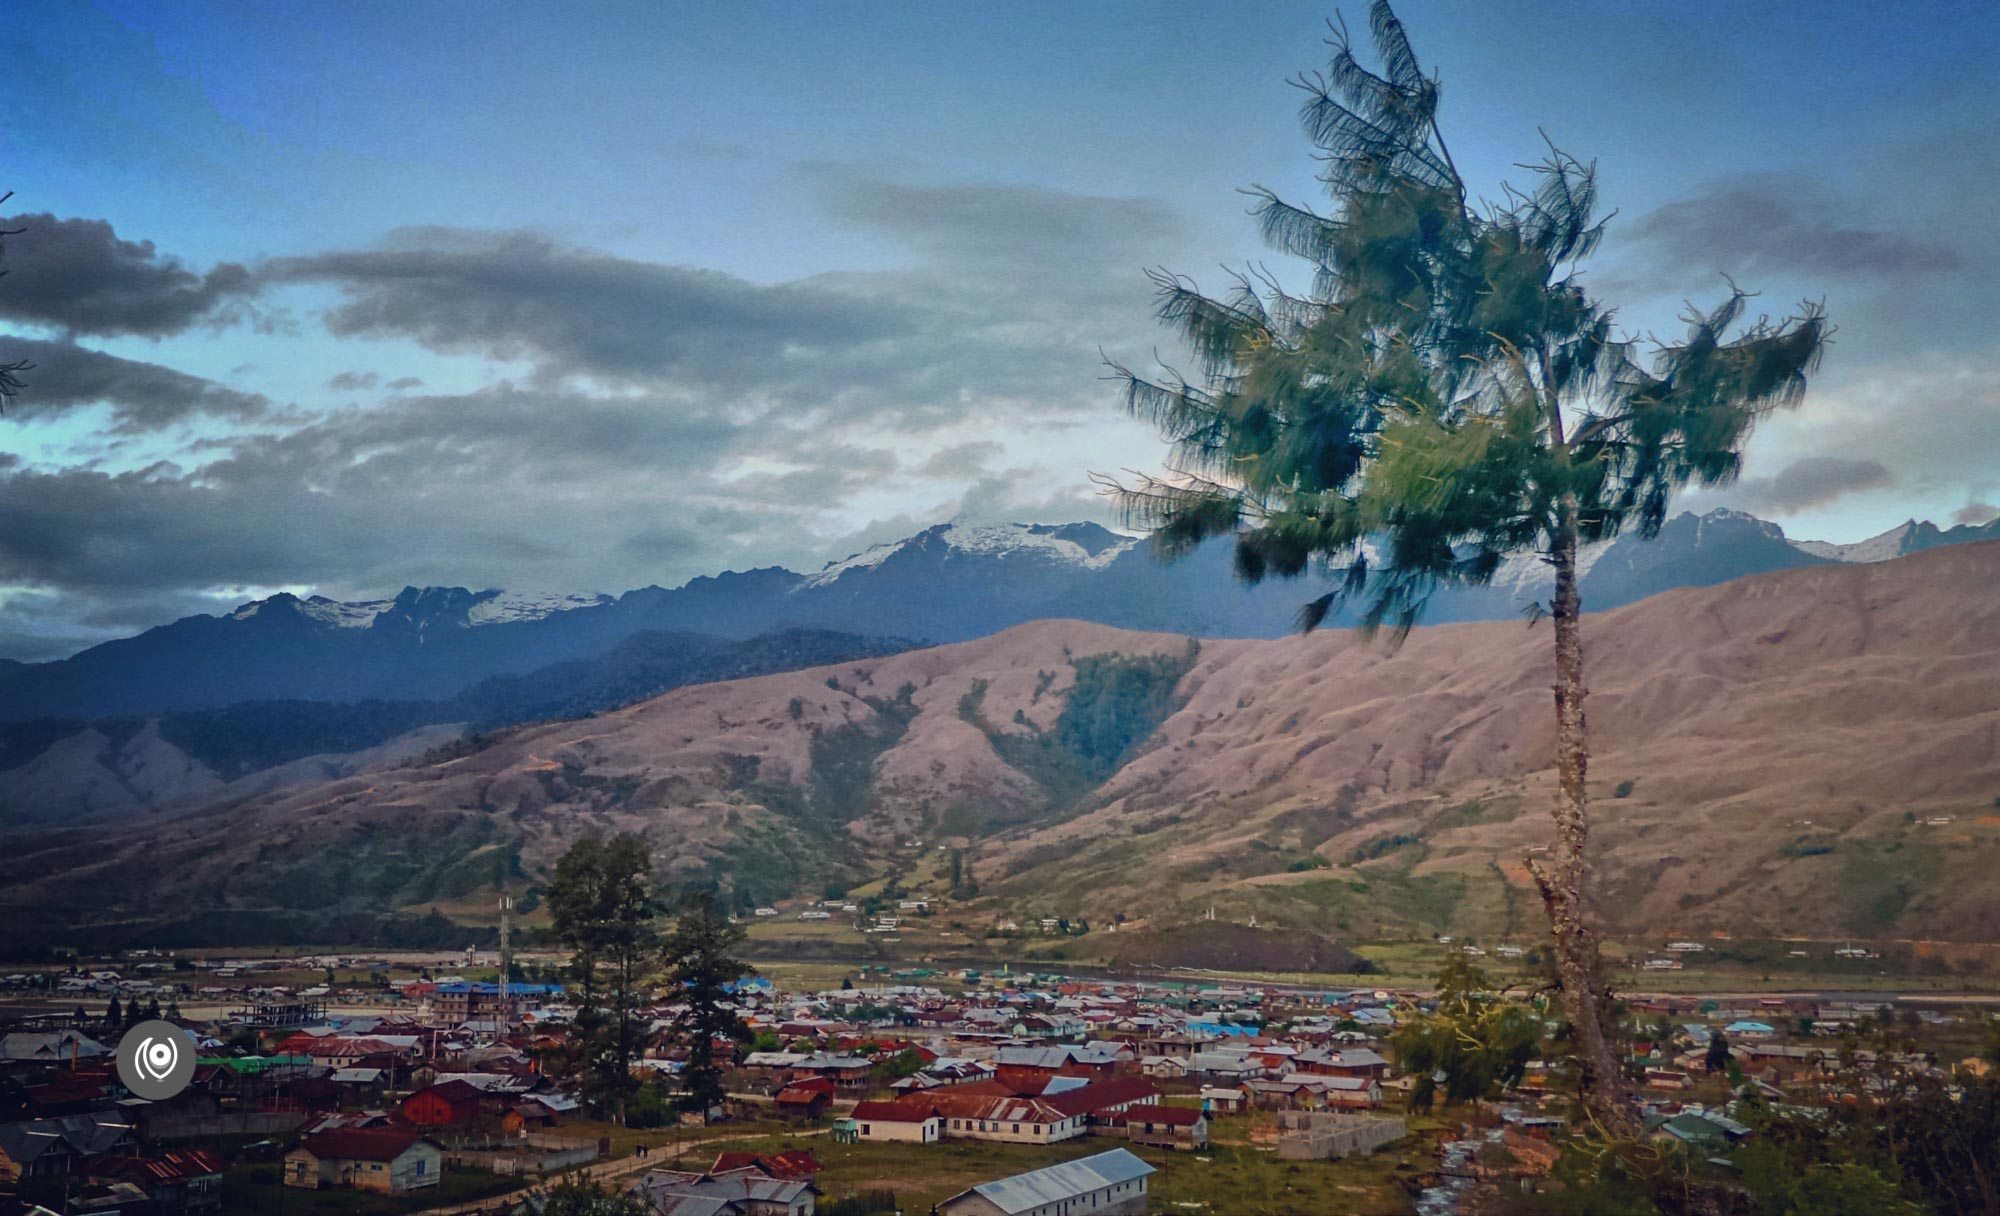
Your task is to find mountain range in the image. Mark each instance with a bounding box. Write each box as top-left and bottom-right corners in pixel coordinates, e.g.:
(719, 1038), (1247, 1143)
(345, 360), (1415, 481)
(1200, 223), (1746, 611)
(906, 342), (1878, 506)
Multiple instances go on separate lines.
(7, 510), (1996, 726)
(2, 536), (1996, 955)
(3, 508), (1997, 832)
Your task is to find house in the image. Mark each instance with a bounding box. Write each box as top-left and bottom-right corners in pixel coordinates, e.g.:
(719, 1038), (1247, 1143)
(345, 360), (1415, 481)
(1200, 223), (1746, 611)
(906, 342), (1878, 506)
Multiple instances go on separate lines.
(0, 1115), (139, 1184)
(707, 1150), (822, 1182)
(1039, 1077), (1162, 1130)
(790, 1053), (874, 1090)
(894, 1060), (997, 1093)
(328, 1068), (388, 1103)
(503, 1093), (580, 1134)
(285, 1127), (443, 1193)
(1653, 1111), (1752, 1150)
(632, 1166), (818, 1216)
(939, 1148), (1154, 1216)
(1199, 1086), (1249, 1115)
(430, 981), (563, 1023)
(739, 1052), (810, 1086)
(1186, 1052), (1262, 1083)
(0, 1123), (80, 1188)
(0, 1032), (110, 1067)
(1298, 1075), (1383, 1110)
(773, 1079), (834, 1123)
(849, 1098), (943, 1143)
(398, 1079), (487, 1129)
(1724, 1021), (1778, 1040)
(1295, 1047), (1390, 1080)
(85, 1150), (224, 1216)
(1248, 1080), (1310, 1111)
(1118, 1104), (1208, 1151)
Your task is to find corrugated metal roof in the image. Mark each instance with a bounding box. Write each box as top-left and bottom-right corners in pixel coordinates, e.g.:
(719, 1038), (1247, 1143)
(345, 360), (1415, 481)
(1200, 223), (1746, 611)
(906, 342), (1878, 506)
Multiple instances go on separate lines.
(969, 1148), (1154, 1213)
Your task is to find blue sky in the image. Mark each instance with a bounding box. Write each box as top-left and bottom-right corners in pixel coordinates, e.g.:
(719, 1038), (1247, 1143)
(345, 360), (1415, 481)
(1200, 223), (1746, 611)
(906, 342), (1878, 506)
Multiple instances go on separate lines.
(2, 0), (1996, 659)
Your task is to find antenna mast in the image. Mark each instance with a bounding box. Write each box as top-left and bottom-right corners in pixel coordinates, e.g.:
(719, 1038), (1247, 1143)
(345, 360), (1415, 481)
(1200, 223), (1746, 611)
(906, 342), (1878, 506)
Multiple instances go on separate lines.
(498, 892), (513, 1019)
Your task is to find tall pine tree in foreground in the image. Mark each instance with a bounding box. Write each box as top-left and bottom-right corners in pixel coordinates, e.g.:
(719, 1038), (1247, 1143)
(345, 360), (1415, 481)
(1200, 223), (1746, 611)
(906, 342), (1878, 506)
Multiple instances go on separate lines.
(1103, 1), (1826, 1136)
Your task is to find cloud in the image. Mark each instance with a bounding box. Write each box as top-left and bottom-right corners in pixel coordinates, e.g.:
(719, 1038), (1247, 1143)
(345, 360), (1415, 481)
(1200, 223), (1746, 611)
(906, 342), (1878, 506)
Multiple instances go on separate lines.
(916, 441), (1004, 479)
(0, 336), (271, 432)
(253, 177), (1186, 430)
(0, 213), (259, 338)
(817, 177), (1189, 279)
(1953, 502), (1999, 527)
(1725, 456), (1893, 515)
(0, 383), (886, 624)
(1691, 354), (2000, 527)
(263, 229), (919, 393)
(0, 179), (1189, 658)
(1614, 178), (1960, 291)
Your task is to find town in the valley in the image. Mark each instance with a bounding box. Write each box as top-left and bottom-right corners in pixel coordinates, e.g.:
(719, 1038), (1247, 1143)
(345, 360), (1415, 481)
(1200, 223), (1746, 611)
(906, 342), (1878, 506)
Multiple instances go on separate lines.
(1, 924), (1992, 1216)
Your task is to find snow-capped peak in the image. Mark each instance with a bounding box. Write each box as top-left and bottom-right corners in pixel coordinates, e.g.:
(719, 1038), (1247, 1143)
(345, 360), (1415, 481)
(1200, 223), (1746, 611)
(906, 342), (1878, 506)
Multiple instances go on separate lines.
(299, 595), (396, 628)
(803, 521), (1139, 588)
(466, 590), (615, 626)
(227, 587), (612, 630)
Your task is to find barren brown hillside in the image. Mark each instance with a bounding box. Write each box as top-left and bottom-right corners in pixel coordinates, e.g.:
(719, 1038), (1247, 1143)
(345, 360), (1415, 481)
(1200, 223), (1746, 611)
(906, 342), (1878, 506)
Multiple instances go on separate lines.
(5, 541), (1997, 946)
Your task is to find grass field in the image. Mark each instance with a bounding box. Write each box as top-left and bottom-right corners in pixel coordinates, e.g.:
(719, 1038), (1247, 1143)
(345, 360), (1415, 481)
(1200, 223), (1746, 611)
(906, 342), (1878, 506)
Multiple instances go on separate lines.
(684, 1126), (1431, 1215)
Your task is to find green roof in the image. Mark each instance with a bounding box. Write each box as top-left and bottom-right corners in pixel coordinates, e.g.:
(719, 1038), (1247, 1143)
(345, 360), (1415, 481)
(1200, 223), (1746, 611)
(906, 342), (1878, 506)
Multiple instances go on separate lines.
(199, 1054), (312, 1074)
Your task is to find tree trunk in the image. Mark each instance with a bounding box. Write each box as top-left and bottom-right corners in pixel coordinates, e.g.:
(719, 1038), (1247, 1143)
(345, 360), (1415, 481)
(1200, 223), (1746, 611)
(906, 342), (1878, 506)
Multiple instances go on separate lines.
(1531, 503), (1639, 1138)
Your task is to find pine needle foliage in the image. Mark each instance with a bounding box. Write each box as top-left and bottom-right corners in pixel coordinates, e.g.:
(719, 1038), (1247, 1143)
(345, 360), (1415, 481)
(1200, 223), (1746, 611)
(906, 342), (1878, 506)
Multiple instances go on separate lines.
(1100, 2), (1828, 638)
(1101, 0), (1829, 1139)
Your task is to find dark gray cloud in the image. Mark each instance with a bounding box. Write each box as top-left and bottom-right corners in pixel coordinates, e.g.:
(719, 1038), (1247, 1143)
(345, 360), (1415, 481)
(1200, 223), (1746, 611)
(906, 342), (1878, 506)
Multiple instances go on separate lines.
(1726, 456), (1893, 515)
(1615, 179), (1960, 290)
(0, 336), (270, 432)
(264, 229), (919, 392)
(252, 178), (1187, 428)
(1953, 502), (1999, 527)
(0, 213), (259, 338)
(327, 370), (378, 391)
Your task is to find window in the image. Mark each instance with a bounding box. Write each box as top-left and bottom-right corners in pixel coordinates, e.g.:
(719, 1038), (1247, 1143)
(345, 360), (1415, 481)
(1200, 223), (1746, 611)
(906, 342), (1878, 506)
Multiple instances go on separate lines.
(415, 1160), (426, 1176)
(861, 1124), (871, 1136)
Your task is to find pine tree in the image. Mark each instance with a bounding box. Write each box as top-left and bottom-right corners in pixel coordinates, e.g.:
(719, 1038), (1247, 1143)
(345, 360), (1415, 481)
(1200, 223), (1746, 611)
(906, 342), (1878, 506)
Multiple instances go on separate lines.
(1103, 0), (1825, 1136)
(1706, 1029), (1733, 1074)
(661, 889), (752, 1123)
(547, 834), (661, 1122)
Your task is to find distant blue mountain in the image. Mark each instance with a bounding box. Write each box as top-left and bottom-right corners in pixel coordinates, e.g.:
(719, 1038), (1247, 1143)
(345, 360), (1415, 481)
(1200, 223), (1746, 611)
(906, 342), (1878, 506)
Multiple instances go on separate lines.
(2, 509), (1989, 723)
